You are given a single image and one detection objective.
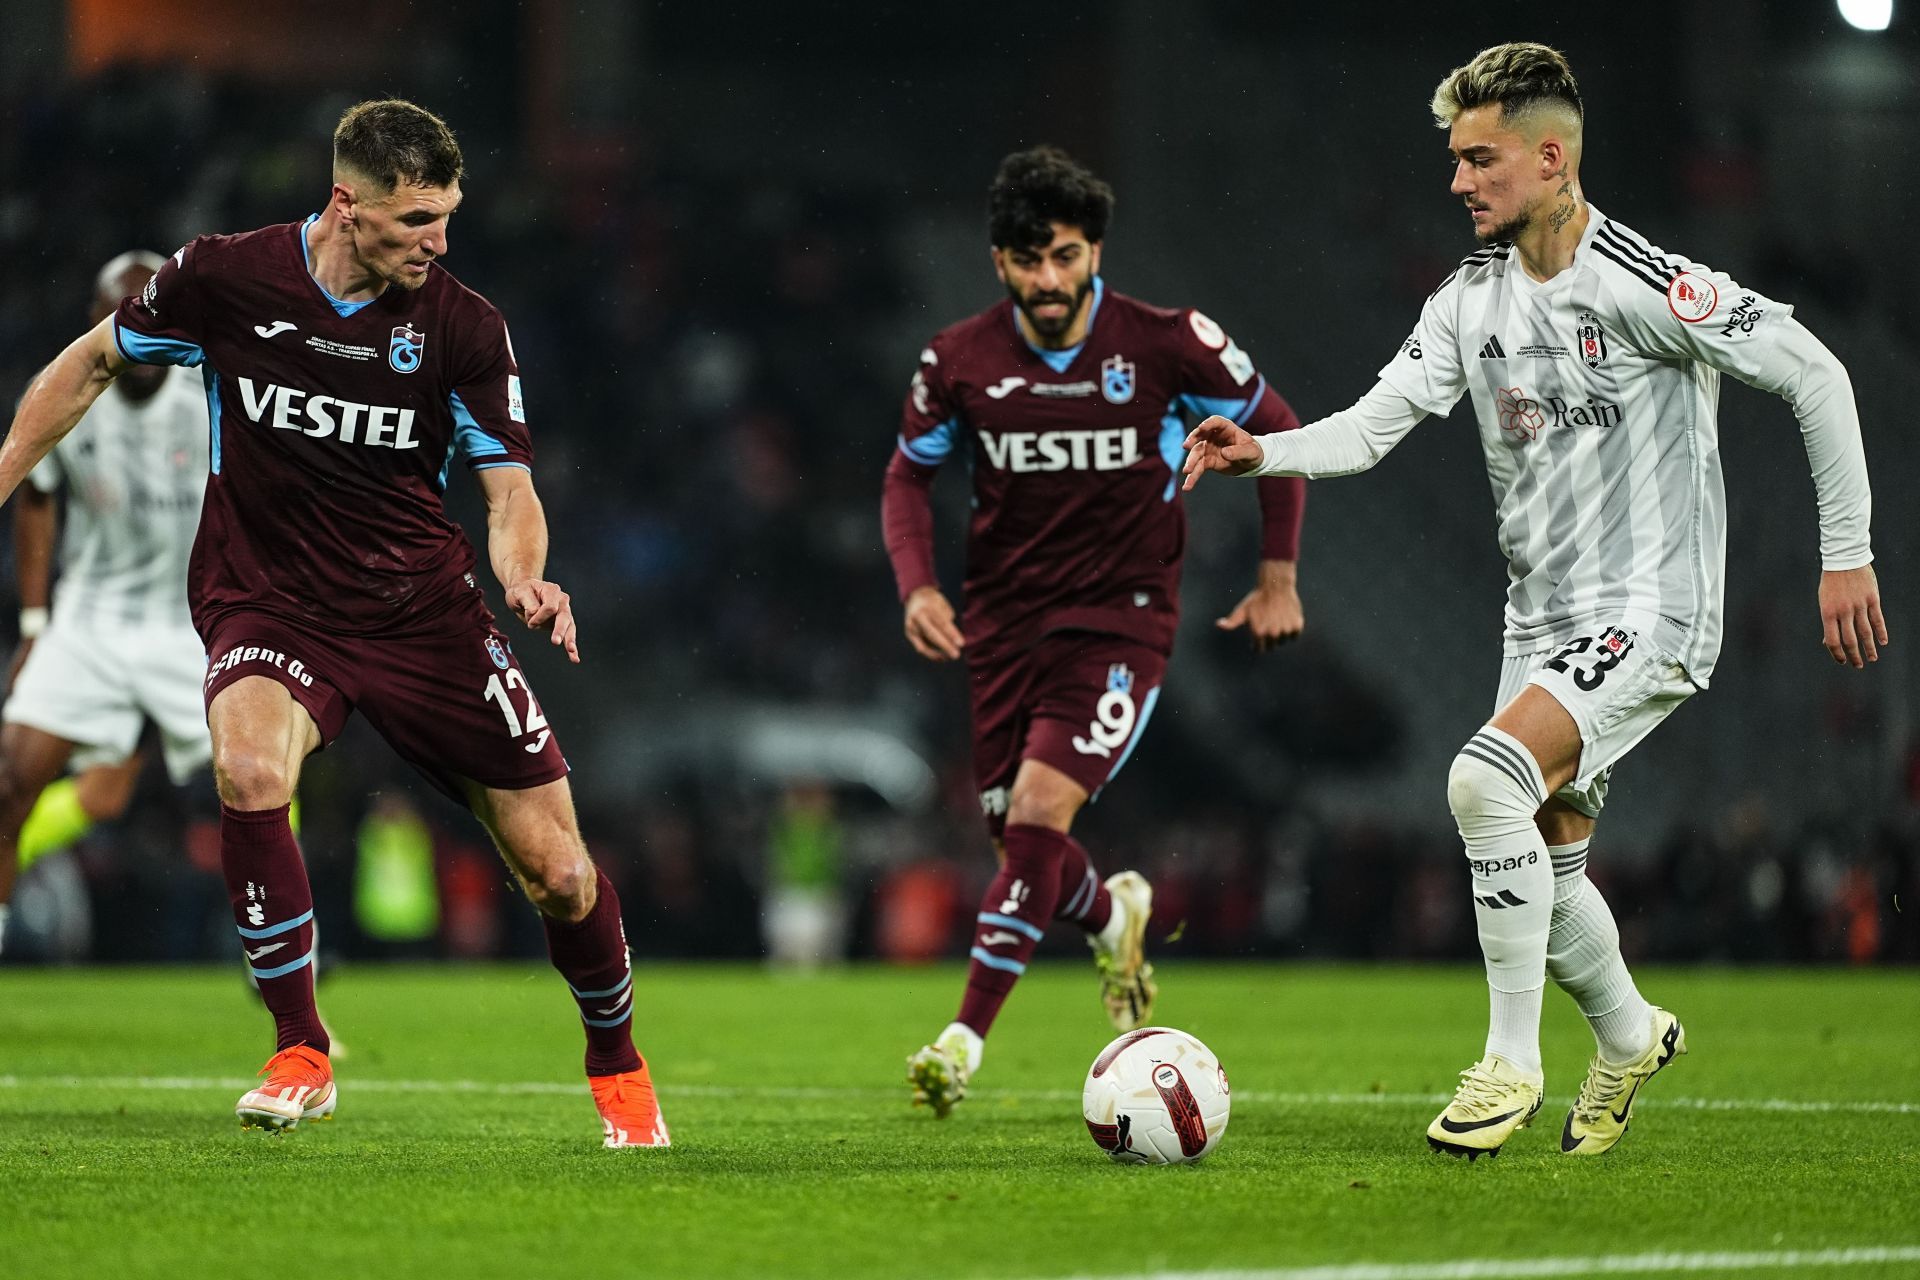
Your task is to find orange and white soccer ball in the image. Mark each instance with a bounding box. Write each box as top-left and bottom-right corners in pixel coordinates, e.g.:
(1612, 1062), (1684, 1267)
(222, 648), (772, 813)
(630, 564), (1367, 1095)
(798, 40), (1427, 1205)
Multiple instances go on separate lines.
(1082, 1027), (1230, 1164)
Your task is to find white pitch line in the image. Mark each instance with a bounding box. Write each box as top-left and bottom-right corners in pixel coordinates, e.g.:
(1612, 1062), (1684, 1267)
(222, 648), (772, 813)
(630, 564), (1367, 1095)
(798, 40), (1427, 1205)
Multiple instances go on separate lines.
(0, 1076), (1916, 1116)
(1031, 1246), (1920, 1280)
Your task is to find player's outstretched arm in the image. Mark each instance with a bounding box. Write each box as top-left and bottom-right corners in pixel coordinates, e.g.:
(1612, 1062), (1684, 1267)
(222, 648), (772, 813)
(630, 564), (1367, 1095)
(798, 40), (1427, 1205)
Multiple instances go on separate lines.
(1180, 417), (1265, 492)
(0, 318), (126, 508)
(477, 465), (579, 664)
(1818, 565), (1887, 669)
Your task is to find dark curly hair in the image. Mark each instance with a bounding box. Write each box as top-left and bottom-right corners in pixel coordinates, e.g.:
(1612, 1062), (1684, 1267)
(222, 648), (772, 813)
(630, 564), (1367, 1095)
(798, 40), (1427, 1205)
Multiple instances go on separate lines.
(987, 146), (1115, 249)
(333, 99), (464, 194)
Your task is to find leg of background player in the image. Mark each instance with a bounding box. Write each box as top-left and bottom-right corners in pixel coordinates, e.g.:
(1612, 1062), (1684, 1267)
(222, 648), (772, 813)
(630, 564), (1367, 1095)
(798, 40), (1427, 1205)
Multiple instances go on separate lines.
(15, 754), (145, 873)
(0, 721), (80, 954)
(911, 758), (1155, 1117)
(467, 777), (665, 1149)
(951, 760), (1091, 1042)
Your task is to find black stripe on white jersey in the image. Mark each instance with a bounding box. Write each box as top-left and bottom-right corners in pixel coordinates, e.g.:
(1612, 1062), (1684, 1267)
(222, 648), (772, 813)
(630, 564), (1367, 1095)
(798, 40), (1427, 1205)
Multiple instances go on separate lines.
(1596, 225), (1680, 284)
(1592, 240), (1670, 295)
(1430, 245), (1512, 301)
(1597, 222), (1683, 276)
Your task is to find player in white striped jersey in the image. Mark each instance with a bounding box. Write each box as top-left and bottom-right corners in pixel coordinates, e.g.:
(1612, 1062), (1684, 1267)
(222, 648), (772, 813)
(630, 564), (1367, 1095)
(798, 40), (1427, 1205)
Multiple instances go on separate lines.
(1183, 43), (1887, 1158)
(0, 252), (212, 954)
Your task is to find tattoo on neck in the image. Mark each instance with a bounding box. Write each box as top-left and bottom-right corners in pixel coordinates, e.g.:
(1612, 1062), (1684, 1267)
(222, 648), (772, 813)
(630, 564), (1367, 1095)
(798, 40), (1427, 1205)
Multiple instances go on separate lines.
(1549, 200), (1576, 232)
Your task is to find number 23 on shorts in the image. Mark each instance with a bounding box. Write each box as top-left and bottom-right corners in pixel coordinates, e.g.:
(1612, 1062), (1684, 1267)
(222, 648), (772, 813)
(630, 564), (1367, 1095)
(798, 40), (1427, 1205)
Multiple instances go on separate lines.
(1543, 626), (1636, 692)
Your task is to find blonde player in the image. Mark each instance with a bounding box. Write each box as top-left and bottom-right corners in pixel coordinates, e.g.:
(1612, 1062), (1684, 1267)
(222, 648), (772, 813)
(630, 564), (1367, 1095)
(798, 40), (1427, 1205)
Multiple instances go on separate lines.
(1184, 43), (1884, 1158)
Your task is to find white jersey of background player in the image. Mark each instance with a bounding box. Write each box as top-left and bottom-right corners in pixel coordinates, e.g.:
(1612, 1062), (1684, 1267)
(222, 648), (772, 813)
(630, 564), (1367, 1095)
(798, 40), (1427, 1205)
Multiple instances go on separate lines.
(1183, 43), (1885, 1160)
(0, 252), (212, 953)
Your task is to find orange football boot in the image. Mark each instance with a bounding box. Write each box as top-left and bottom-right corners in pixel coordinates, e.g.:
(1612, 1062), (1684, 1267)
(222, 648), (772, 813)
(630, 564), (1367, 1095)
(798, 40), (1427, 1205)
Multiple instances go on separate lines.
(591, 1062), (670, 1149)
(236, 1045), (336, 1132)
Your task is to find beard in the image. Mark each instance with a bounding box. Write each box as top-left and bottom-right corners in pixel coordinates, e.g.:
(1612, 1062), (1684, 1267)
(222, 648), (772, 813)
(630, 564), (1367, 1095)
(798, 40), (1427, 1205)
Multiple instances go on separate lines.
(1476, 195), (1541, 245)
(1010, 275), (1093, 342)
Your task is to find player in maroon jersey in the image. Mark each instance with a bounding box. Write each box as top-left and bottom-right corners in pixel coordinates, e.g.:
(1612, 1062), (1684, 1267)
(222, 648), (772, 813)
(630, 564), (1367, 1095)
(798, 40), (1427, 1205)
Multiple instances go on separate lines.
(884, 146), (1308, 1116)
(0, 101), (666, 1148)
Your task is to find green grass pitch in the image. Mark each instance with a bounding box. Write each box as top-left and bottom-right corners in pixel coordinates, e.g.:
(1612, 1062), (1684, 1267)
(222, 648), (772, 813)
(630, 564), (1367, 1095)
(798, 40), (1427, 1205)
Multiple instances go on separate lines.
(2, 963), (1916, 1279)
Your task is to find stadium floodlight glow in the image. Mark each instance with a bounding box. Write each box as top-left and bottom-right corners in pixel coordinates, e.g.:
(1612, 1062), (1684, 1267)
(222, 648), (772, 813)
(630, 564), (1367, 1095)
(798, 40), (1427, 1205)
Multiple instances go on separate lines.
(1838, 0), (1892, 31)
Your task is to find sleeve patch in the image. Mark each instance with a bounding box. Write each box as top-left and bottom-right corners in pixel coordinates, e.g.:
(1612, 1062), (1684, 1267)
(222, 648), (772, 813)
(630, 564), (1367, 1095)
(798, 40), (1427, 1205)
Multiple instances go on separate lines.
(507, 374), (525, 423)
(1219, 339), (1255, 386)
(1188, 310), (1227, 350)
(1667, 272), (1719, 323)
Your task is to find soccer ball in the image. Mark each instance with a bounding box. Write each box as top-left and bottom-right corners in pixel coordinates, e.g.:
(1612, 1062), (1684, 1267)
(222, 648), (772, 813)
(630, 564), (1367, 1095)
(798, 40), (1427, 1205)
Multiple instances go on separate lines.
(1082, 1027), (1230, 1164)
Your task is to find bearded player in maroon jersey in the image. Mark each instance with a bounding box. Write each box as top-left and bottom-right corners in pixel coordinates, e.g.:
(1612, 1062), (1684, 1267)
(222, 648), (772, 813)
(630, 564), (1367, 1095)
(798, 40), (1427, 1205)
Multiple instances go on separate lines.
(884, 147), (1308, 1116)
(0, 101), (666, 1148)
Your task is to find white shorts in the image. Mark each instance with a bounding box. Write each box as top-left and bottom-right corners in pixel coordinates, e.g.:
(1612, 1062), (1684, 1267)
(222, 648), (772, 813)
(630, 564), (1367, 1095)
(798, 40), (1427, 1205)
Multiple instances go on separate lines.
(1496, 624), (1697, 819)
(3, 617), (212, 784)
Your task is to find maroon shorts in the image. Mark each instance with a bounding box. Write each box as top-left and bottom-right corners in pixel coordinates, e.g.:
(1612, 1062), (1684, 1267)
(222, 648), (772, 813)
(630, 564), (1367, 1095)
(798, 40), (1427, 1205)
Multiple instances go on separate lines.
(202, 602), (570, 804)
(967, 630), (1167, 836)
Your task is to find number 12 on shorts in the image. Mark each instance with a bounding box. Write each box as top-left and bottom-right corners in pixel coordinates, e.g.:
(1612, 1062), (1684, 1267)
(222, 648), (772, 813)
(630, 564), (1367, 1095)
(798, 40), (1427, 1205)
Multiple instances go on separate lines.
(484, 668), (552, 753)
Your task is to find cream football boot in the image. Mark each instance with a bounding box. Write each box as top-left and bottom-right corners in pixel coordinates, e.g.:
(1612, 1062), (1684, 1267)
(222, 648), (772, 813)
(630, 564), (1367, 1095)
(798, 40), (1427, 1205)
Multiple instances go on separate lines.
(1560, 1006), (1687, 1156)
(1090, 871), (1157, 1031)
(1426, 1054), (1544, 1159)
(907, 1024), (978, 1119)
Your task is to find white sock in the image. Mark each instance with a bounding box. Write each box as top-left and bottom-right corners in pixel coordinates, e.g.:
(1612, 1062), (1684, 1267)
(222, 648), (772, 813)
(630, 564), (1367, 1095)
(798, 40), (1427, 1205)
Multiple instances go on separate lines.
(1546, 839), (1654, 1062)
(1095, 890), (1128, 954)
(938, 1021), (984, 1075)
(1450, 727), (1553, 1079)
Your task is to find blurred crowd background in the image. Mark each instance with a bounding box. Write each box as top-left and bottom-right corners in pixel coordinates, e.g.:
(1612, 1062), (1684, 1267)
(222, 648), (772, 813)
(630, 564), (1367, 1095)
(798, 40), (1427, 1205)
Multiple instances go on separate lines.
(1, 0), (1914, 967)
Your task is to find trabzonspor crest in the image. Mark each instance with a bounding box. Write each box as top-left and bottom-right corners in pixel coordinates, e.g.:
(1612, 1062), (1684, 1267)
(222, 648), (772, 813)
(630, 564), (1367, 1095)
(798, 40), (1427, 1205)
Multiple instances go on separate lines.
(389, 324), (426, 374)
(485, 635), (510, 669)
(1101, 354), (1135, 404)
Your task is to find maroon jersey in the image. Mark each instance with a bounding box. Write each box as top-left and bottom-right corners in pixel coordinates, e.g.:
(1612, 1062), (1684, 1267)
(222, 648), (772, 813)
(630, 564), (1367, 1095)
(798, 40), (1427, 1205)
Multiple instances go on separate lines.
(883, 279), (1303, 658)
(113, 218), (532, 639)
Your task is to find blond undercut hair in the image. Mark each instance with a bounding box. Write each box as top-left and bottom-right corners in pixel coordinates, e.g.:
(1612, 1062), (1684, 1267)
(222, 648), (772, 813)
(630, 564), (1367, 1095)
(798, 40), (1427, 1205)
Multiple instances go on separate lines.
(1430, 42), (1584, 146)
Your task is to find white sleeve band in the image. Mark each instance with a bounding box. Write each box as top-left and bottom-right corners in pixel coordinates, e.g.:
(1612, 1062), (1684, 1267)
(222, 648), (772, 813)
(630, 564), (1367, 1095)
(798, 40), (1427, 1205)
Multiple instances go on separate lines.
(1740, 318), (1873, 571)
(1251, 381), (1429, 478)
(18, 607), (48, 639)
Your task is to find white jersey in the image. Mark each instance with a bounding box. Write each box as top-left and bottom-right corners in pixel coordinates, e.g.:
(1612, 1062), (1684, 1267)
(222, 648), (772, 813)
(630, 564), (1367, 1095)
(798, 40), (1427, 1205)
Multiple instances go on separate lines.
(26, 364), (208, 629)
(1376, 206), (1816, 684)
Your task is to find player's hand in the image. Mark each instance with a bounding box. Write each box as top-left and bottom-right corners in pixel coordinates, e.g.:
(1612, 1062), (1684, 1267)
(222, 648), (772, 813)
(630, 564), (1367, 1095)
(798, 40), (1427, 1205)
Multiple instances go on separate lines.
(1218, 561), (1304, 652)
(5, 637), (34, 694)
(505, 577), (580, 664)
(903, 585), (964, 662)
(1181, 416), (1265, 492)
(1818, 565), (1888, 668)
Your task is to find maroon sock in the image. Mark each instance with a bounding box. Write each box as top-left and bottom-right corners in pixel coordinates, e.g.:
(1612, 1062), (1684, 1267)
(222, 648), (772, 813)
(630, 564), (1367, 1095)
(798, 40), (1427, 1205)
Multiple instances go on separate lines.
(1052, 832), (1113, 934)
(544, 867), (643, 1077)
(956, 823), (1070, 1037)
(222, 803), (328, 1055)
